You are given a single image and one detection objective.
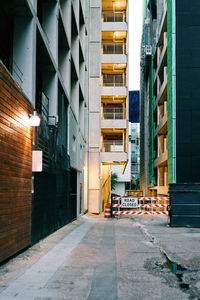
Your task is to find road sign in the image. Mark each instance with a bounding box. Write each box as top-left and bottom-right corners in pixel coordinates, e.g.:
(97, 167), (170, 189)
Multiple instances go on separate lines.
(121, 197), (138, 208)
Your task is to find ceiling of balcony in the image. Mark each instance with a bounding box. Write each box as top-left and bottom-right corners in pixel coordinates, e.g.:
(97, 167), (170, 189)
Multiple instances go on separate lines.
(101, 96), (127, 104)
(102, 31), (127, 42)
(102, 63), (127, 74)
(102, 0), (127, 11)
(102, 129), (124, 135)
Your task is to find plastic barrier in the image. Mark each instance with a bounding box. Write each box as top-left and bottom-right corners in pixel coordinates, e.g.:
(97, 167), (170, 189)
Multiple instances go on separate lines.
(111, 197), (169, 217)
(104, 203), (111, 218)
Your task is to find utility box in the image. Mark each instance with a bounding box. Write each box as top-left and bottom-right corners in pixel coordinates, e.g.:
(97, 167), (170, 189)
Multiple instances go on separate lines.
(169, 184), (200, 227)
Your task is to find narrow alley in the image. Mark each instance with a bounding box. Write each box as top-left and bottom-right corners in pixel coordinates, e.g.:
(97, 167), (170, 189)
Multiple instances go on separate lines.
(1, 215), (200, 300)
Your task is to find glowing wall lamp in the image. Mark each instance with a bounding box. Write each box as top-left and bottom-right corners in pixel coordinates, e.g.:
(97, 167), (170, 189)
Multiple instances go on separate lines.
(29, 109), (41, 127)
(29, 109), (42, 172)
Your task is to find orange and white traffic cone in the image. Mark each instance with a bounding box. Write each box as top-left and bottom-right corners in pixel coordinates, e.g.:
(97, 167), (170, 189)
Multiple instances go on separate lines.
(104, 203), (111, 218)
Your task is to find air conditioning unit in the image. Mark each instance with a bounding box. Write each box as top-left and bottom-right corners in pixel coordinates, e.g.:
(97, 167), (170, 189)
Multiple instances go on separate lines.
(145, 45), (152, 56)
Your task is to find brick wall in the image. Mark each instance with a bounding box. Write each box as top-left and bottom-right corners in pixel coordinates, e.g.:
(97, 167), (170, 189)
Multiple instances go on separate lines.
(0, 62), (33, 263)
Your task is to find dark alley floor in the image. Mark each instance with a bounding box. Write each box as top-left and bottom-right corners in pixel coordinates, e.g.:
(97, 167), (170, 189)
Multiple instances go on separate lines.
(1, 215), (200, 300)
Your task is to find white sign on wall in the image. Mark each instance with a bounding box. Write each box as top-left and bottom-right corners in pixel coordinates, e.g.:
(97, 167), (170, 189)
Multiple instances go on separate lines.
(121, 197), (138, 208)
(32, 150), (42, 172)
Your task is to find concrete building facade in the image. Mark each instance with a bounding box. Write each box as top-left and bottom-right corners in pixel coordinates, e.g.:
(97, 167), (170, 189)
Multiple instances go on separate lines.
(111, 91), (140, 198)
(140, 0), (200, 197)
(0, 0), (89, 262)
(129, 123), (140, 190)
(89, 0), (129, 212)
(111, 141), (131, 197)
(128, 91), (140, 191)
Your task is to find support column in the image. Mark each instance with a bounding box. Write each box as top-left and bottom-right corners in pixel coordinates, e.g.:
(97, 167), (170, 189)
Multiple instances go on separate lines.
(88, 0), (102, 213)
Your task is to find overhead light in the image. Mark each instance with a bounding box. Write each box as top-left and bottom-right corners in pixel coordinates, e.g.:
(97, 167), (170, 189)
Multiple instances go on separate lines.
(29, 110), (41, 127)
(116, 2), (120, 8)
(114, 32), (120, 37)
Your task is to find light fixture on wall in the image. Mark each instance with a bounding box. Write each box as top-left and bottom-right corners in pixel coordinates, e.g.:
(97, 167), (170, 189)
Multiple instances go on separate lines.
(29, 110), (41, 127)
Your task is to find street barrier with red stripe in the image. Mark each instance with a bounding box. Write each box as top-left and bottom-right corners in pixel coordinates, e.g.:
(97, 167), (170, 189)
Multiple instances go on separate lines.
(112, 204), (168, 208)
(113, 211), (169, 216)
(111, 196), (169, 217)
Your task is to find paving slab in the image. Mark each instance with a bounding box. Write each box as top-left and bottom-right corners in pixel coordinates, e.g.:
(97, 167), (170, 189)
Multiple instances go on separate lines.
(0, 215), (200, 299)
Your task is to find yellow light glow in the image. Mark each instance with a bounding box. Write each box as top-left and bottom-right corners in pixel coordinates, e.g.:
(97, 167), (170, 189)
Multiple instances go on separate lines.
(28, 110), (41, 127)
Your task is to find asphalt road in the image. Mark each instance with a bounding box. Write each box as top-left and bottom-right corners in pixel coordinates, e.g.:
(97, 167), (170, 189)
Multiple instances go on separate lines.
(0, 215), (200, 300)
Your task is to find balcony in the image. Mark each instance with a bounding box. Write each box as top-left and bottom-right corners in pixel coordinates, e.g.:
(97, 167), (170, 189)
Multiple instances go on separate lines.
(100, 139), (128, 164)
(101, 107), (127, 129)
(150, 185), (168, 197)
(154, 67), (167, 110)
(154, 33), (167, 82)
(102, 43), (126, 55)
(101, 140), (124, 152)
(101, 86), (128, 97)
(101, 43), (127, 64)
(157, 0), (167, 46)
(101, 64), (128, 96)
(102, 11), (126, 23)
(102, 12), (128, 31)
(154, 150), (168, 168)
(154, 113), (167, 137)
(102, 74), (126, 87)
(102, 107), (125, 119)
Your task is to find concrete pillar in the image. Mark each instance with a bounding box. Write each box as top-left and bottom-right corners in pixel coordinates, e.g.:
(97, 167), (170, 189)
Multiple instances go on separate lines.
(13, 16), (35, 103)
(88, 0), (102, 213)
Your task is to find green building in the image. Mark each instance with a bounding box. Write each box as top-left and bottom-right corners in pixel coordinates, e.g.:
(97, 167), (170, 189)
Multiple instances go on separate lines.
(140, 0), (200, 199)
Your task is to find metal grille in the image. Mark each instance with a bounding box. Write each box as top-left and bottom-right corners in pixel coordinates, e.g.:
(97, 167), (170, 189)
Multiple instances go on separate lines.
(102, 107), (124, 119)
(37, 136), (49, 171)
(102, 11), (126, 22)
(41, 93), (49, 122)
(102, 43), (126, 55)
(103, 74), (126, 87)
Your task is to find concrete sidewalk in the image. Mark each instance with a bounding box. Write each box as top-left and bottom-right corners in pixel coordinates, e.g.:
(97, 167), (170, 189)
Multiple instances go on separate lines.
(0, 215), (200, 299)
